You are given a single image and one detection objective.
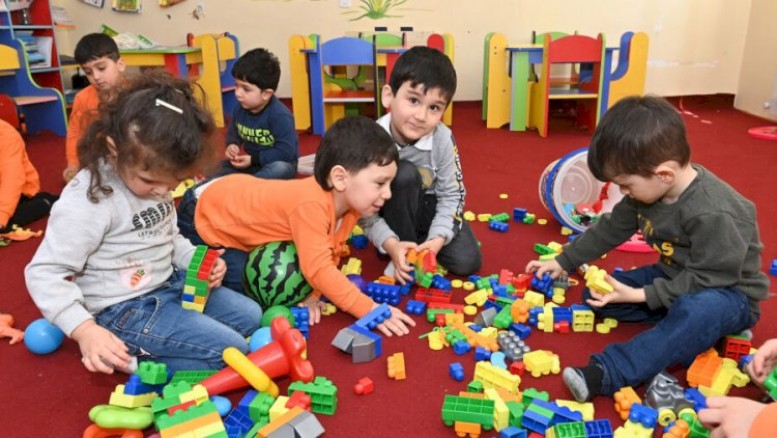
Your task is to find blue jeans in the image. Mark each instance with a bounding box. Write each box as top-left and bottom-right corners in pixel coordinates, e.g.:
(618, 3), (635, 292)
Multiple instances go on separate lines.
(178, 188), (249, 294)
(583, 265), (756, 395)
(95, 269), (262, 371)
(219, 159), (297, 180)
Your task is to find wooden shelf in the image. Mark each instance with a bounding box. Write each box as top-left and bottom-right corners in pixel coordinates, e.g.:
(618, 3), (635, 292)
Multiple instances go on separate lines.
(14, 95), (58, 105)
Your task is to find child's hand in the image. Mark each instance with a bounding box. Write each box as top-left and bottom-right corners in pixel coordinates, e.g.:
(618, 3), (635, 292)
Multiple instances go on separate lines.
(586, 275), (646, 308)
(417, 236), (445, 255)
(748, 339), (777, 386)
(699, 396), (767, 437)
(70, 319), (130, 374)
(298, 295), (327, 326)
(375, 305), (416, 337)
(62, 165), (78, 183)
(383, 238), (417, 285)
(225, 144), (240, 160)
(229, 155), (252, 169)
(525, 259), (564, 279)
(208, 250), (227, 289)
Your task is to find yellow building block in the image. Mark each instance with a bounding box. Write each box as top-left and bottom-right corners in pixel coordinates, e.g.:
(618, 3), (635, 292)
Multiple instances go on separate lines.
(474, 361), (521, 394)
(555, 400), (594, 421)
(108, 385), (158, 408)
(269, 395), (290, 421)
(523, 290), (545, 308)
(464, 289), (489, 306)
(484, 388), (509, 431)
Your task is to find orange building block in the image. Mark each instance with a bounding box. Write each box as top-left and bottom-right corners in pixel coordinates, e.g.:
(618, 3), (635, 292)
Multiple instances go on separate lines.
(454, 420), (482, 438)
(387, 352), (406, 380)
(687, 349), (723, 388)
(613, 386), (641, 421)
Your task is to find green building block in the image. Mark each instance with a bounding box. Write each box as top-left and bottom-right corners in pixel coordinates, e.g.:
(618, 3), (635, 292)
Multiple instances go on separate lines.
(467, 380), (484, 393)
(249, 391), (275, 425)
(137, 361), (169, 385)
(169, 370), (217, 386)
(288, 376), (338, 415)
(441, 394), (495, 430)
(505, 401), (524, 427)
(553, 421), (587, 438)
(493, 304), (514, 329)
(520, 387), (550, 410)
(489, 212), (510, 223)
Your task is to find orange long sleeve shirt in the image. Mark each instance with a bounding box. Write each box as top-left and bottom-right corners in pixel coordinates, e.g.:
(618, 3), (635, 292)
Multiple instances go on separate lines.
(65, 85), (100, 168)
(750, 402), (777, 436)
(0, 119), (40, 228)
(194, 174), (375, 318)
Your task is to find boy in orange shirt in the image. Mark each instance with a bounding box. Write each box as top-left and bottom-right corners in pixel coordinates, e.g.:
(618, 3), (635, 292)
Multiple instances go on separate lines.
(177, 116), (415, 336)
(62, 33), (126, 182)
(0, 119), (57, 233)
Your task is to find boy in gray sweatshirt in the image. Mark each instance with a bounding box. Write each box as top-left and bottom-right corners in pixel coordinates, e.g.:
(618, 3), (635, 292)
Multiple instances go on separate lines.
(360, 46), (481, 283)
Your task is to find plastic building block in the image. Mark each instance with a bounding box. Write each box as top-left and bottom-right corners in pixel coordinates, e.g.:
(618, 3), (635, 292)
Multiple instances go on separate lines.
(613, 386), (641, 421)
(556, 400), (594, 422)
(687, 349), (723, 389)
(453, 340), (472, 355)
(501, 426), (527, 438)
(584, 265), (613, 295)
(490, 352), (508, 369)
(723, 335), (752, 362)
(354, 377), (374, 395)
(628, 403), (658, 428)
(182, 245), (218, 312)
(474, 347), (492, 361)
(288, 376), (337, 416)
(521, 400), (555, 433)
(769, 259), (777, 276)
(583, 419), (613, 438)
(497, 331), (530, 362)
(414, 287), (453, 303)
(509, 323), (532, 340)
(450, 362), (465, 382)
(474, 361), (521, 395)
(523, 350), (560, 377)
(489, 221), (509, 232)
(571, 304), (595, 332)
(365, 282), (401, 305)
(224, 407), (254, 438)
(350, 324), (382, 363)
(552, 421), (586, 438)
(138, 361), (171, 386)
(404, 299), (426, 315)
(354, 303), (392, 330)
(350, 234), (368, 249)
(441, 394), (495, 430)
(387, 352), (406, 380)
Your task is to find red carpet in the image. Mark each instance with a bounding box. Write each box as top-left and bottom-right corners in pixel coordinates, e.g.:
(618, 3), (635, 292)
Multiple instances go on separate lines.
(1, 98), (775, 436)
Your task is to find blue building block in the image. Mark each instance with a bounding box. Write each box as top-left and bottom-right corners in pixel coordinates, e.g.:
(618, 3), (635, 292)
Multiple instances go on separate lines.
(490, 351), (508, 369)
(404, 299), (426, 315)
(552, 307), (572, 324)
(521, 400), (555, 433)
(509, 323), (532, 340)
(224, 407), (254, 438)
(501, 426), (527, 438)
(584, 419), (613, 438)
(528, 307), (544, 326)
(355, 303), (392, 330)
(552, 404), (583, 425)
(453, 340), (472, 355)
(628, 403), (658, 428)
(684, 388), (707, 411)
(739, 353), (754, 372)
(769, 259), (777, 276)
(468, 324), (484, 332)
(483, 300), (502, 313)
(365, 282), (402, 305)
(237, 389), (259, 413)
(531, 273), (554, 296)
(449, 362), (465, 381)
(489, 221), (509, 232)
(513, 208), (527, 222)
(431, 274), (452, 291)
(474, 347), (492, 361)
(124, 374), (164, 395)
(350, 234), (369, 249)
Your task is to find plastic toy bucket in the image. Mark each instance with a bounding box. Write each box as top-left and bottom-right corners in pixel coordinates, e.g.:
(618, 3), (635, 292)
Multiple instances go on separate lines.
(539, 148), (652, 252)
(539, 148), (622, 233)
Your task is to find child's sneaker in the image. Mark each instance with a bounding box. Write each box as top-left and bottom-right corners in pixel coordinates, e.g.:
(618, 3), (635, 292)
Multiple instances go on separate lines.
(563, 361), (604, 402)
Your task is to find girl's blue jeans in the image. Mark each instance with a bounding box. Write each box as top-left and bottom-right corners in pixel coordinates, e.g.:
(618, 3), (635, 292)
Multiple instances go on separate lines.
(584, 264), (756, 395)
(94, 269), (262, 371)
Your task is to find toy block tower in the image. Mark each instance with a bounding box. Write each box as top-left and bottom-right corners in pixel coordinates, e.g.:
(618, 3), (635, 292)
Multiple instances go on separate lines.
(182, 245), (218, 312)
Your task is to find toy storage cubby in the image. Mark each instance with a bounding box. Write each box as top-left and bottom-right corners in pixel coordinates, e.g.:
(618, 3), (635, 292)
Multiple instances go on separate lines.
(0, 0), (67, 135)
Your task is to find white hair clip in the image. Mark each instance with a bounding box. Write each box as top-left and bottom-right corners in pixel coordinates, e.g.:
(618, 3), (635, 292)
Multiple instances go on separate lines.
(155, 98), (183, 114)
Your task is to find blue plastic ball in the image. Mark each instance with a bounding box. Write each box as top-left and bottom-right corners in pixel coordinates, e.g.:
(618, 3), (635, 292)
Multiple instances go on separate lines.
(24, 318), (64, 355)
(210, 396), (232, 417)
(249, 326), (273, 352)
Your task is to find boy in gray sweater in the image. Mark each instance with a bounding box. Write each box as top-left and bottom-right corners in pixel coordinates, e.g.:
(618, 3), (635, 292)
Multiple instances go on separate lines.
(360, 46), (481, 283)
(526, 95), (769, 402)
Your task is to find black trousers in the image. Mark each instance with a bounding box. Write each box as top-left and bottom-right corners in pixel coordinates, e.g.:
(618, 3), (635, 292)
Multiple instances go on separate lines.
(1, 192), (57, 233)
(381, 160), (482, 276)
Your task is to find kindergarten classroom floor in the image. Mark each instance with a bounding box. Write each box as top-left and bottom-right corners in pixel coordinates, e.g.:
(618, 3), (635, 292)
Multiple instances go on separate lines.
(1, 99), (776, 437)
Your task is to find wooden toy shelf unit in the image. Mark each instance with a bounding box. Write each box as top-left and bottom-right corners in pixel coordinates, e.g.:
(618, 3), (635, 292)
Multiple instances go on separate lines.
(0, 0), (67, 135)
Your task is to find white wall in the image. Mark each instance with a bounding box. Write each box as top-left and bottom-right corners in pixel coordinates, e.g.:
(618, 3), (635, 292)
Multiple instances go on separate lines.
(54, 0), (752, 101)
(735, 0), (777, 122)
